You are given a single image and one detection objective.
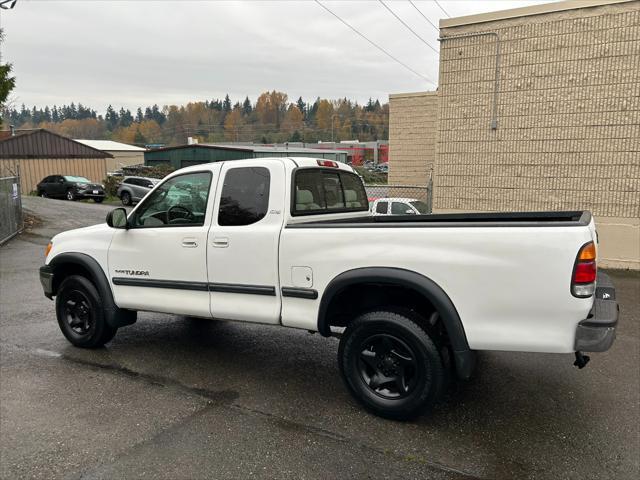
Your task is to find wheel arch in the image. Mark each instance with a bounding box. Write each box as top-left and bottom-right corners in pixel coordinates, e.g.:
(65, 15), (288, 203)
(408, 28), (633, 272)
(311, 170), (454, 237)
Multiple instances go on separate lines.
(318, 267), (475, 379)
(48, 252), (136, 329)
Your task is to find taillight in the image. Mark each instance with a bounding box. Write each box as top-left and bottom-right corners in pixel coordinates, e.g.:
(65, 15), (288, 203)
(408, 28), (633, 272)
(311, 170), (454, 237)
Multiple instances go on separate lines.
(572, 241), (596, 297)
(317, 160), (338, 168)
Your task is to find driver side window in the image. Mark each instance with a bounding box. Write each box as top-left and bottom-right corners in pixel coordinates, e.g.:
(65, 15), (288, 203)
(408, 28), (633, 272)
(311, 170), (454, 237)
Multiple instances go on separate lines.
(130, 172), (212, 228)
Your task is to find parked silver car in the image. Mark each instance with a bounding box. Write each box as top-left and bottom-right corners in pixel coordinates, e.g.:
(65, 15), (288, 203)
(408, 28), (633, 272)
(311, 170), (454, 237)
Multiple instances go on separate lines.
(116, 176), (160, 206)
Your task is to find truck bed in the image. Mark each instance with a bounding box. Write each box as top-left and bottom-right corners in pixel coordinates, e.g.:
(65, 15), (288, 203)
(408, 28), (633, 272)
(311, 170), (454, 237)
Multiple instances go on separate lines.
(287, 211), (591, 228)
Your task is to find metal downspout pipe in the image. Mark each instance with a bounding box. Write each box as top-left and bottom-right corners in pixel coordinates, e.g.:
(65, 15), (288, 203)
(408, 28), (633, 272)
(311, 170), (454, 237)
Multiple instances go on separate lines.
(438, 32), (501, 130)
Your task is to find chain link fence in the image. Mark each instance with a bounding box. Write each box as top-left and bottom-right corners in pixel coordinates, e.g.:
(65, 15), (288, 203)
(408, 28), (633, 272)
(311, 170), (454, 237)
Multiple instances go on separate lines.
(365, 181), (433, 215)
(0, 175), (23, 245)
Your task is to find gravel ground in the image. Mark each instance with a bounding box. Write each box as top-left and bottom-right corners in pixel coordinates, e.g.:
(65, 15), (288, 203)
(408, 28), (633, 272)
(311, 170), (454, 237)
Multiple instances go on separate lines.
(0, 196), (638, 479)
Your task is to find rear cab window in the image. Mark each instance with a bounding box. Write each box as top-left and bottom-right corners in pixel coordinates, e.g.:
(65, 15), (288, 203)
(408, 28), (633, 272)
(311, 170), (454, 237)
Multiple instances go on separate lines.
(292, 168), (368, 216)
(391, 202), (411, 215)
(375, 201), (388, 214)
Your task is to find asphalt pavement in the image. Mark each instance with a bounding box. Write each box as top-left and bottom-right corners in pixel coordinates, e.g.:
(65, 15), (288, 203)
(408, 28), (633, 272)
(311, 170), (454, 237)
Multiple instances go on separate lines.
(0, 196), (638, 479)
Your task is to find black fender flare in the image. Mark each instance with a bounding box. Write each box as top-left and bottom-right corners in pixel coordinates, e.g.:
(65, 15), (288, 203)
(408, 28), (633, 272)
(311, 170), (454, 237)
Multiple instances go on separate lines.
(318, 267), (475, 379)
(48, 252), (136, 329)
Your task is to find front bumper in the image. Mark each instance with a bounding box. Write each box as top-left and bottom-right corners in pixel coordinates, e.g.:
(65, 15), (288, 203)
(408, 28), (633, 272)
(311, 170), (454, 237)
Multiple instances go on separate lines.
(575, 271), (619, 352)
(39, 265), (54, 299)
(76, 190), (106, 199)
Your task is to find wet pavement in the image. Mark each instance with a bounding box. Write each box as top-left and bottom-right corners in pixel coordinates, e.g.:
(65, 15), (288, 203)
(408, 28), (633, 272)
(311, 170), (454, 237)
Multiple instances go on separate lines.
(1, 196), (638, 479)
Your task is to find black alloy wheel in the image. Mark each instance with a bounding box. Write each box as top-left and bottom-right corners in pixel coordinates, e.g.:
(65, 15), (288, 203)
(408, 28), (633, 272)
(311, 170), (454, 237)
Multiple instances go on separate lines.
(56, 275), (117, 348)
(121, 192), (132, 206)
(338, 310), (445, 420)
(61, 289), (94, 336)
(358, 333), (418, 399)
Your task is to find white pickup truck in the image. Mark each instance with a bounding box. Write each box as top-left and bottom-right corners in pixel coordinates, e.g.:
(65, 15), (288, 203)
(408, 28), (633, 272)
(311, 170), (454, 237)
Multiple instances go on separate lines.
(39, 157), (619, 419)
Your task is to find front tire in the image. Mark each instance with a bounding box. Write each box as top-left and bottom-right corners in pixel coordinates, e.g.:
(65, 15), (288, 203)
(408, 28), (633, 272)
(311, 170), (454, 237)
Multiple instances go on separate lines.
(338, 310), (445, 420)
(93, 198), (104, 203)
(66, 189), (75, 201)
(121, 192), (132, 206)
(56, 275), (117, 348)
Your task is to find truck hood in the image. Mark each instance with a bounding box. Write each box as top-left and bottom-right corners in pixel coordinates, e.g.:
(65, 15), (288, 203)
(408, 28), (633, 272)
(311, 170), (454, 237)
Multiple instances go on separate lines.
(52, 222), (111, 243)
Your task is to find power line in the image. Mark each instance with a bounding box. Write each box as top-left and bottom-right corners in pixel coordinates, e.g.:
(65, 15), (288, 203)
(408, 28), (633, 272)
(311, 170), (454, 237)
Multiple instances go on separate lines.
(379, 0), (438, 54)
(314, 0), (437, 87)
(433, 0), (450, 18)
(408, 0), (439, 32)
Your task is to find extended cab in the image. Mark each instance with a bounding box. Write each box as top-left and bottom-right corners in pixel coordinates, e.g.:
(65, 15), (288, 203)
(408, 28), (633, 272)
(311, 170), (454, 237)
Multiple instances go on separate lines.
(39, 157), (619, 419)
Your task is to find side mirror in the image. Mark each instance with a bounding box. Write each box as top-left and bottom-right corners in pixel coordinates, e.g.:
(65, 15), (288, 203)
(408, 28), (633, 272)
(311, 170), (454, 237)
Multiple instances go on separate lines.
(58, 178), (64, 183)
(106, 208), (129, 229)
(405, 209), (416, 215)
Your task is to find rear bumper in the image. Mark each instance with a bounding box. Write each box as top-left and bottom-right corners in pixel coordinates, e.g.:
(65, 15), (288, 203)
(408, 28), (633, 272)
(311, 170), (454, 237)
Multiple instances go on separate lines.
(574, 272), (619, 352)
(39, 265), (54, 299)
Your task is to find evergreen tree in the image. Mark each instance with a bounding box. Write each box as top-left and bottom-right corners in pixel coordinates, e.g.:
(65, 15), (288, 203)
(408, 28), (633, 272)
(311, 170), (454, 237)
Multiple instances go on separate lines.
(0, 29), (16, 125)
(222, 94), (231, 113)
(242, 96), (252, 115)
(135, 107), (143, 123)
(134, 128), (146, 144)
(118, 107), (133, 127)
(290, 130), (302, 142)
(105, 105), (118, 130)
(365, 98), (375, 112)
(296, 97), (306, 119)
(52, 106), (59, 122)
(151, 104), (165, 124)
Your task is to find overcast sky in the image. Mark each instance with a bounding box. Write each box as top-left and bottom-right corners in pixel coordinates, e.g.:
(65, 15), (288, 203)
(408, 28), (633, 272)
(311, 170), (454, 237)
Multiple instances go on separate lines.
(1, 0), (557, 112)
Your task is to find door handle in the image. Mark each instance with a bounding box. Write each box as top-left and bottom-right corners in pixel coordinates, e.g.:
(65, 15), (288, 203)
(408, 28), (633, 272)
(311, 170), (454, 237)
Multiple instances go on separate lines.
(212, 237), (229, 248)
(182, 238), (198, 248)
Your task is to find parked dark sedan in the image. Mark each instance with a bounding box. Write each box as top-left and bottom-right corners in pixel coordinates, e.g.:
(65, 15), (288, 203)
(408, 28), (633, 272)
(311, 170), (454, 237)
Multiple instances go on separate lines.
(36, 175), (106, 202)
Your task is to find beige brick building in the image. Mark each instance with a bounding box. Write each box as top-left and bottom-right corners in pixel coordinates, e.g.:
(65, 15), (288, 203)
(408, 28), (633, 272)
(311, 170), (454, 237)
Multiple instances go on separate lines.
(389, 0), (639, 269)
(388, 92), (438, 186)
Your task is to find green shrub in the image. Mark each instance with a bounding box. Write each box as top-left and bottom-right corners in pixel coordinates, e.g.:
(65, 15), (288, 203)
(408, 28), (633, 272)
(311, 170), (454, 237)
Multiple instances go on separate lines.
(145, 164), (174, 179)
(103, 176), (120, 197)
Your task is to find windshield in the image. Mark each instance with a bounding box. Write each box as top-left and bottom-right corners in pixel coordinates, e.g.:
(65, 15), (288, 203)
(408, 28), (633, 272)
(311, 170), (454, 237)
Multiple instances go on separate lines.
(409, 201), (429, 214)
(64, 176), (91, 183)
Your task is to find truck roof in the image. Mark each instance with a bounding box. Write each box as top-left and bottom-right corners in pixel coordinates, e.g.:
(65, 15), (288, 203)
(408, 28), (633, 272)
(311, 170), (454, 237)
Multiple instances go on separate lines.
(170, 157), (356, 175)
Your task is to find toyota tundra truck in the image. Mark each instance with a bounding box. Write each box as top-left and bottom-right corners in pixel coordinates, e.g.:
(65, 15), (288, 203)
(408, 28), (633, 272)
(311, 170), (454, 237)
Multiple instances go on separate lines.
(39, 157), (619, 419)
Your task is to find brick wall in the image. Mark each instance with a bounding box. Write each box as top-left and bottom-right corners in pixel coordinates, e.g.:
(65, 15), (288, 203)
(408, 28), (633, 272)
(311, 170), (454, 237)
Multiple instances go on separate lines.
(435, 1), (639, 220)
(388, 92), (438, 186)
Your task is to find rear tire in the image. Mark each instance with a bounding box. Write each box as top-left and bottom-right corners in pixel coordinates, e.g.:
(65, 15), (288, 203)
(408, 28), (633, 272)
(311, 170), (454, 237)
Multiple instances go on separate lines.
(93, 198), (104, 203)
(55, 275), (118, 348)
(338, 310), (445, 420)
(39, 190), (48, 198)
(121, 192), (132, 206)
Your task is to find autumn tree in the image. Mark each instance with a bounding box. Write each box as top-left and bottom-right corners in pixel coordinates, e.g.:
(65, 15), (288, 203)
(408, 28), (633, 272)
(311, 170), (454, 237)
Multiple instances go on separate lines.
(255, 91), (288, 129)
(224, 107), (244, 141)
(315, 99), (334, 132)
(281, 105), (304, 134)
